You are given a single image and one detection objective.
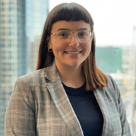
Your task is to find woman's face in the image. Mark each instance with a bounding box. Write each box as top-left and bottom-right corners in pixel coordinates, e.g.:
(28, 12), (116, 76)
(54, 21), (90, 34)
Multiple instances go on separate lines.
(49, 20), (93, 69)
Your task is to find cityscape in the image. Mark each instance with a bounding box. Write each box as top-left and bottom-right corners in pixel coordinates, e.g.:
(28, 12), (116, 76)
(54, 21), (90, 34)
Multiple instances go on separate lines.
(0, 0), (136, 136)
(0, 0), (49, 135)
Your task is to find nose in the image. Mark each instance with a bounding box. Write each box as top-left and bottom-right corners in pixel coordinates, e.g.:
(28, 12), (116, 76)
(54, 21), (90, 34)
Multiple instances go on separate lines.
(69, 33), (79, 47)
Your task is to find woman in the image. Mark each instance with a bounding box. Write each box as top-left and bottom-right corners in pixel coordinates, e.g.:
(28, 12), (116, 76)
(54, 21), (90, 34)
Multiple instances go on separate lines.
(5, 3), (131, 136)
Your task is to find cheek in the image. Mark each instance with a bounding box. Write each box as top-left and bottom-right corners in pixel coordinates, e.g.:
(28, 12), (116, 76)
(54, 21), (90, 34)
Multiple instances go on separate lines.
(51, 42), (66, 53)
(82, 42), (91, 51)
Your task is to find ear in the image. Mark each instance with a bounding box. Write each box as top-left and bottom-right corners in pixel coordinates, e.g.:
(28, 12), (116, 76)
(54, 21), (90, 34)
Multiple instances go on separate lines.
(46, 36), (52, 49)
(48, 44), (52, 49)
(91, 32), (94, 38)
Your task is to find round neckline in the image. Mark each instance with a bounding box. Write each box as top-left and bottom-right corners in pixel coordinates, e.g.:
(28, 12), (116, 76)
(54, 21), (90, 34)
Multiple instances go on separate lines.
(62, 82), (87, 96)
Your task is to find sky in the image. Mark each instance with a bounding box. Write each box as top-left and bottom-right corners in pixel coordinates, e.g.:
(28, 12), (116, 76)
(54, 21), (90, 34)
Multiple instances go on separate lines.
(49, 0), (136, 46)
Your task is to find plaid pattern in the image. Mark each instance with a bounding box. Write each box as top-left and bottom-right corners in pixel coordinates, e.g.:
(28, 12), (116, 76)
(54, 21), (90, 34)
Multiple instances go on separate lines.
(5, 62), (131, 136)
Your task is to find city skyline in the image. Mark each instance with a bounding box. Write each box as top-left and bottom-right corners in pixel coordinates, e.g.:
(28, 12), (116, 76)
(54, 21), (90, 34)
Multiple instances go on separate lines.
(0, 0), (49, 135)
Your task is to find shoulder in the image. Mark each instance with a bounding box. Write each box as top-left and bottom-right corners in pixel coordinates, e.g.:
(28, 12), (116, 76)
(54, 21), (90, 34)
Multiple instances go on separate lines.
(12, 68), (50, 102)
(15, 61), (59, 91)
(17, 68), (47, 89)
(104, 74), (121, 99)
(106, 74), (119, 91)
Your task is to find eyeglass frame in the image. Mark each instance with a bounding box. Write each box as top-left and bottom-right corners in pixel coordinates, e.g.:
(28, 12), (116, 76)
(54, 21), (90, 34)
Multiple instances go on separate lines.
(51, 29), (93, 43)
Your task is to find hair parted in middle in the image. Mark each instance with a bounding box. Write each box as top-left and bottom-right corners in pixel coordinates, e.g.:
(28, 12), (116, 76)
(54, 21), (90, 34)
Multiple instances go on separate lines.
(36, 2), (108, 91)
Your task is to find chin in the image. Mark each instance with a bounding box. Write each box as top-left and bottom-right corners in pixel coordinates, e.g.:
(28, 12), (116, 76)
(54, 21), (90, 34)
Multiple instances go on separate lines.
(66, 62), (81, 68)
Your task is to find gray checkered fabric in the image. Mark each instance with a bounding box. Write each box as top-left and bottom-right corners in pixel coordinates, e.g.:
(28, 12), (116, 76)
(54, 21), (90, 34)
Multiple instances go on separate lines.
(4, 61), (131, 136)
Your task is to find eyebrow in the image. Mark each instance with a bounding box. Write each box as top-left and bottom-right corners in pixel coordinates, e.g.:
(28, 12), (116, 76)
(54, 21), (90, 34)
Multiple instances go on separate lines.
(57, 28), (88, 31)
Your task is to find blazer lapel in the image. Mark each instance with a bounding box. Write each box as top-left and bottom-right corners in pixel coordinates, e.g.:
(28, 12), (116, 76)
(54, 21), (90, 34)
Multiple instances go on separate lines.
(93, 89), (108, 136)
(45, 62), (84, 136)
(94, 87), (121, 136)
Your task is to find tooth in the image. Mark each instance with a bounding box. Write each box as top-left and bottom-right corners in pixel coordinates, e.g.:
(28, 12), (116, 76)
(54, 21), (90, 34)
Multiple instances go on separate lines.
(67, 52), (80, 54)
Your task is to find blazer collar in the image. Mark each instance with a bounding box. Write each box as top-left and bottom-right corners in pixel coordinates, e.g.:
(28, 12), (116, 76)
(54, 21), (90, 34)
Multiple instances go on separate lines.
(44, 61), (60, 82)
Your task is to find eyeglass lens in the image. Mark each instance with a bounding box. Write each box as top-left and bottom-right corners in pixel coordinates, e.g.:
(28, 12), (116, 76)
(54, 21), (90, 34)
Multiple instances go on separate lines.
(55, 30), (91, 43)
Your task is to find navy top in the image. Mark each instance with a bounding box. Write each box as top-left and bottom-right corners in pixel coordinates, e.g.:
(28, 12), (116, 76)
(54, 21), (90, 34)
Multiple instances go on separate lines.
(62, 83), (103, 136)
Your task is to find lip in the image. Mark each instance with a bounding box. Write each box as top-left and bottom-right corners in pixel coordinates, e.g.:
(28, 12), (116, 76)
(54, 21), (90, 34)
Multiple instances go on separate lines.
(64, 51), (82, 57)
(64, 51), (82, 54)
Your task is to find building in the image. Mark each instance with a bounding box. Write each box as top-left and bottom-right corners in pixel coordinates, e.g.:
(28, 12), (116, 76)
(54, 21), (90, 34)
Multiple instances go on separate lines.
(0, 0), (49, 135)
(96, 47), (122, 74)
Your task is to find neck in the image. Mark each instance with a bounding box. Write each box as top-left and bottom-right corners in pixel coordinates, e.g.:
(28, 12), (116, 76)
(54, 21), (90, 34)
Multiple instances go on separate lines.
(56, 63), (85, 88)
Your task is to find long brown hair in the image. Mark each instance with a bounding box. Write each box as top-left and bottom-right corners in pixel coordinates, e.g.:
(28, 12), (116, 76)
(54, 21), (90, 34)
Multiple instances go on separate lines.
(36, 3), (108, 91)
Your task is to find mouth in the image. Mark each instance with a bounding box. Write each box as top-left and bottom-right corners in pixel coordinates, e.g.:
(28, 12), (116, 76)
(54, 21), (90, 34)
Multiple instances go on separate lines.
(64, 51), (82, 54)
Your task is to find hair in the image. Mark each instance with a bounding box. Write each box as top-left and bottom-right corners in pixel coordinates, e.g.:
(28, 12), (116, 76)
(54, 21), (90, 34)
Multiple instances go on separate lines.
(36, 3), (108, 91)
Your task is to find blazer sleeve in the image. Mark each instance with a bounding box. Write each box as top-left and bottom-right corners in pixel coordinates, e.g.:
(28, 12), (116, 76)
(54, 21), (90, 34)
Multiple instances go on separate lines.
(4, 77), (36, 136)
(108, 75), (132, 136)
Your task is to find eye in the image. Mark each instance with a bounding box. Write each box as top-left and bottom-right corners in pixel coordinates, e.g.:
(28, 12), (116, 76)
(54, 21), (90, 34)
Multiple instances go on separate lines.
(57, 31), (70, 39)
(60, 33), (68, 37)
(78, 31), (88, 38)
(78, 32), (86, 36)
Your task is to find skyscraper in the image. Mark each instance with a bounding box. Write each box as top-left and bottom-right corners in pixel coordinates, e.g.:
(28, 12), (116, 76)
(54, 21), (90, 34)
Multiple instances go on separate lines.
(96, 47), (122, 73)
(0, 0), (49, 135)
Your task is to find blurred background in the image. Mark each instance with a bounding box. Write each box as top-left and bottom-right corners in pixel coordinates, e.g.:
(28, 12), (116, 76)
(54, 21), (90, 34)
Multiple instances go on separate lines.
(0, 0), (136, 136)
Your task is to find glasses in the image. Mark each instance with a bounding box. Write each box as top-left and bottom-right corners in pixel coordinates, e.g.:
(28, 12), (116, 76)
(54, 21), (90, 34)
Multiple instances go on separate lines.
(51, 29), (93, 43)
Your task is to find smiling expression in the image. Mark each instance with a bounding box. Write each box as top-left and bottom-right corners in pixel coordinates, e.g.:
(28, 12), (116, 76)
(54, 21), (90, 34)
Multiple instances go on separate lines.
(49, 21), (93, 69)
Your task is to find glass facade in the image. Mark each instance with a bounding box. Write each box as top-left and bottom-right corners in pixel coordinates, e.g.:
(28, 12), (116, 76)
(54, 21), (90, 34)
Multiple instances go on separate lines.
(0, 0), (49, 135)
(26, 0), (49, 71)
(96, 47), (122, 74)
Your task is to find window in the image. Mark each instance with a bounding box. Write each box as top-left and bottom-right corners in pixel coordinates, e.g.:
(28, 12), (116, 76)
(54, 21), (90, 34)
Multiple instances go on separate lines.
(2, 56), (5, 60)
(9, 7), (13, 11)
(9, 32), (12, 35)
(9, 20), (12, 24)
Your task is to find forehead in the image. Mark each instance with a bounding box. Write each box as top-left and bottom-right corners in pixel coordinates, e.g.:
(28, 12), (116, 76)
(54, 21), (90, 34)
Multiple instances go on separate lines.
(51, 21), (91, 32)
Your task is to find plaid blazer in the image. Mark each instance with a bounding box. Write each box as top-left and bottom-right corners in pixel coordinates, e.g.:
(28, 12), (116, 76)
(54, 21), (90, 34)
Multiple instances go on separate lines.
(5, 62), (131, 136)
